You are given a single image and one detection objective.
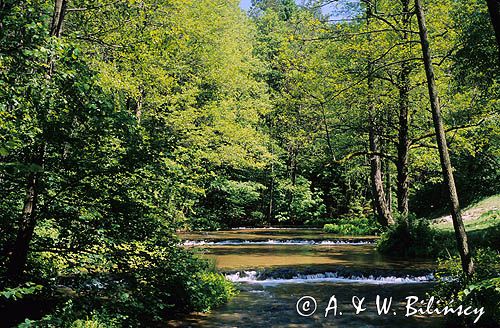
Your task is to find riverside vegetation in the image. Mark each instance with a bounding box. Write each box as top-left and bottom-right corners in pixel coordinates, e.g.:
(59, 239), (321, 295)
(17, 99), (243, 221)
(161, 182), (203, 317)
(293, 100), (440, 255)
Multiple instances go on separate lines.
(0, 0), (499, 327)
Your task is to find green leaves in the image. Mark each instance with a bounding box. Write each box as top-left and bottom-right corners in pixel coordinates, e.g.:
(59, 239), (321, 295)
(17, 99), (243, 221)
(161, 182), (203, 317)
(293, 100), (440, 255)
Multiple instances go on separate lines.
(0, 282), (43, 301)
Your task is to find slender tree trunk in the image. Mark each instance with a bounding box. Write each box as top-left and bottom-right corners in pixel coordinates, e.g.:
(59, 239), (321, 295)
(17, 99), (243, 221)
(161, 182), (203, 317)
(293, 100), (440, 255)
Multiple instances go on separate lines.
(6, 0), (68, 281)
(6, 147), (44, 280)
(486, 0), (500, 62)
(289, 146), (297, 186)
(415, 0), (474, 276)
(396, 0), (412, 217)
(365, 2), (394, 227)
(369, 121), (394, 226)
(396, 64), (410, 216)
(287, 145), (298, 223)
(268, 137), (274, 223)
(321, 103), (335, 160)
(384, 158), (392, 214)
(368, 104), (394, 226)
(50, 0), (67, 37)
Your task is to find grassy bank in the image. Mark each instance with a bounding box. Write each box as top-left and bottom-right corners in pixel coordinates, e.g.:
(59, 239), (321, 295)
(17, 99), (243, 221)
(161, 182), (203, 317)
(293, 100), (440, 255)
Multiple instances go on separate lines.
(377, 195), (500, 258)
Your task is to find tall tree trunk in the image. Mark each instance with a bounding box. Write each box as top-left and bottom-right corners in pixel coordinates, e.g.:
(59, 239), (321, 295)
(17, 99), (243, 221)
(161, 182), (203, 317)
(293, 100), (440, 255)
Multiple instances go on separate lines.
(396, 0), (412, 217)
(396, 63), (410, 216)
(486, 0), (500, 62)
(6, 0), (68, 282)
(366, 1), (394, 227)
(415, 0), (474, 276)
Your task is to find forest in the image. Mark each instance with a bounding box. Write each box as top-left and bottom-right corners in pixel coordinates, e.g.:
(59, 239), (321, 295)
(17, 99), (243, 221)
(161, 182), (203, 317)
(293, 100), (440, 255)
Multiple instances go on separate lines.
(0, 0), (499, 327)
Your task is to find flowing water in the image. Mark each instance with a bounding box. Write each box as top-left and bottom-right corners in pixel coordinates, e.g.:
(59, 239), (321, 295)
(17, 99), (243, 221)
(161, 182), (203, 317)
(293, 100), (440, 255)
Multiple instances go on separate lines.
(169, 228), (443, 327)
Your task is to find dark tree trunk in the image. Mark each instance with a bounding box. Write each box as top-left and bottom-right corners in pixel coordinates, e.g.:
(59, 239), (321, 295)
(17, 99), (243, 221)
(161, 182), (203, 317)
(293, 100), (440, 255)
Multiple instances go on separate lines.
(396, 0), (412, 217)
(365, 2), (394, 227)
(369, 128), (394, 227)
(368, 72), (394, 227)
(486, 0), (500, 62)
(381, 111), (392, 215)
(396, 63), (410, 216)
(384, 158), (392, 214)
(6, 0), (67, 282)
(6, 146), (44, 281)
(50, 0), (67, 37)
(287, 145), (298, 222)
(415, 0), (474, 276)
(289, 147), (297, 186)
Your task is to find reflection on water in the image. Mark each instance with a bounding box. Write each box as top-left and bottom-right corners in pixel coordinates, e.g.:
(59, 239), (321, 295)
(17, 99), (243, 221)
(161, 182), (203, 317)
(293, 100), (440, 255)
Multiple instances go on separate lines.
(197, 244), (434, 272)
(171, 229), (440, 327)
(183, 239), (374, 246)
(169, 283), (443, 328)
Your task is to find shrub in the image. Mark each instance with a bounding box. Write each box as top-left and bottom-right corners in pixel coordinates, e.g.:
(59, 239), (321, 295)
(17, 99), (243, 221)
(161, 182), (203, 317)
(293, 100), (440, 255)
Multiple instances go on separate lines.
(9, 243), (236, 327)
(322, 215), (381, 236)
(433, 248), (500, 327)
(189, 272), (237, 312)
(16, 301), (124, 328)
(376, 214), (453, 258)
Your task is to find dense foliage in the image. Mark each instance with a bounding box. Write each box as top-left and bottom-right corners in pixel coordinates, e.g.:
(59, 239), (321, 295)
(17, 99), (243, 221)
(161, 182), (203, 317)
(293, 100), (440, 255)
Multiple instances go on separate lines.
(434, 249), (500, 326)
(0, 0), (499, 325)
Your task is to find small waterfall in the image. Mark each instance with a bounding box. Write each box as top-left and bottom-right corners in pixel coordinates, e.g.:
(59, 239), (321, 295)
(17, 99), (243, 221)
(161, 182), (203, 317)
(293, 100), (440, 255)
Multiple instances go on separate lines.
(225, 270), (435, 285)
(183, 239), (374, 246)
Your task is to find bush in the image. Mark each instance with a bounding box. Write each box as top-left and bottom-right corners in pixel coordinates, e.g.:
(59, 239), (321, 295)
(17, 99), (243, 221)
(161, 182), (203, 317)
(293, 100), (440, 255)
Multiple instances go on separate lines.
(376, 214), (453, 258)
(189, 272), (237, 312)
(459, 278), (500, 326)
(323, 215), (381, 235)
(7, 243), (236, 327)
(433, 248), (500, 327)
(16, 301), (124, 328)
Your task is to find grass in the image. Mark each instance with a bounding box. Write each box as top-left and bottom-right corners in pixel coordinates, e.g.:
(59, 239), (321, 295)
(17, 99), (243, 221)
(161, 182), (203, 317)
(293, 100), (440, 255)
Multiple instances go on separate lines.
(433, 194), (499, 231)
(432, 195), (500, 253)
(434, 209), (500, 232)
(378, 195), (500, 259)
(431, 195), (500, 255)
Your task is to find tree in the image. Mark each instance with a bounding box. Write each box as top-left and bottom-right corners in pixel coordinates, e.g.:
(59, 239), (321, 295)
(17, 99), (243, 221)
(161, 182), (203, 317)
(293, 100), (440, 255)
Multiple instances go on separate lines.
(415, 0), (474, 276)
(394, 0), (413, 217)
(366, 1), (394, 226)
(486, 0), (500, 61)
(6, 0), (68, 281)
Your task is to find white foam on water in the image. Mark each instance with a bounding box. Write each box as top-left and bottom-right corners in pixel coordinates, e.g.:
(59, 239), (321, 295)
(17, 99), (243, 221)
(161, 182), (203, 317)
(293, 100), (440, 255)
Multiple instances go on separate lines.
(232, 227), (319, 230)
(225, 271), (435, 285)
(183, 239), (374, 246)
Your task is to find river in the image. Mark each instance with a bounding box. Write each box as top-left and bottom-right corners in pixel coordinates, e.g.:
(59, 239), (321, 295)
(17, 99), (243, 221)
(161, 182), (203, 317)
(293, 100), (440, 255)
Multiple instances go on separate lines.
(169, 228), (443, 327)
